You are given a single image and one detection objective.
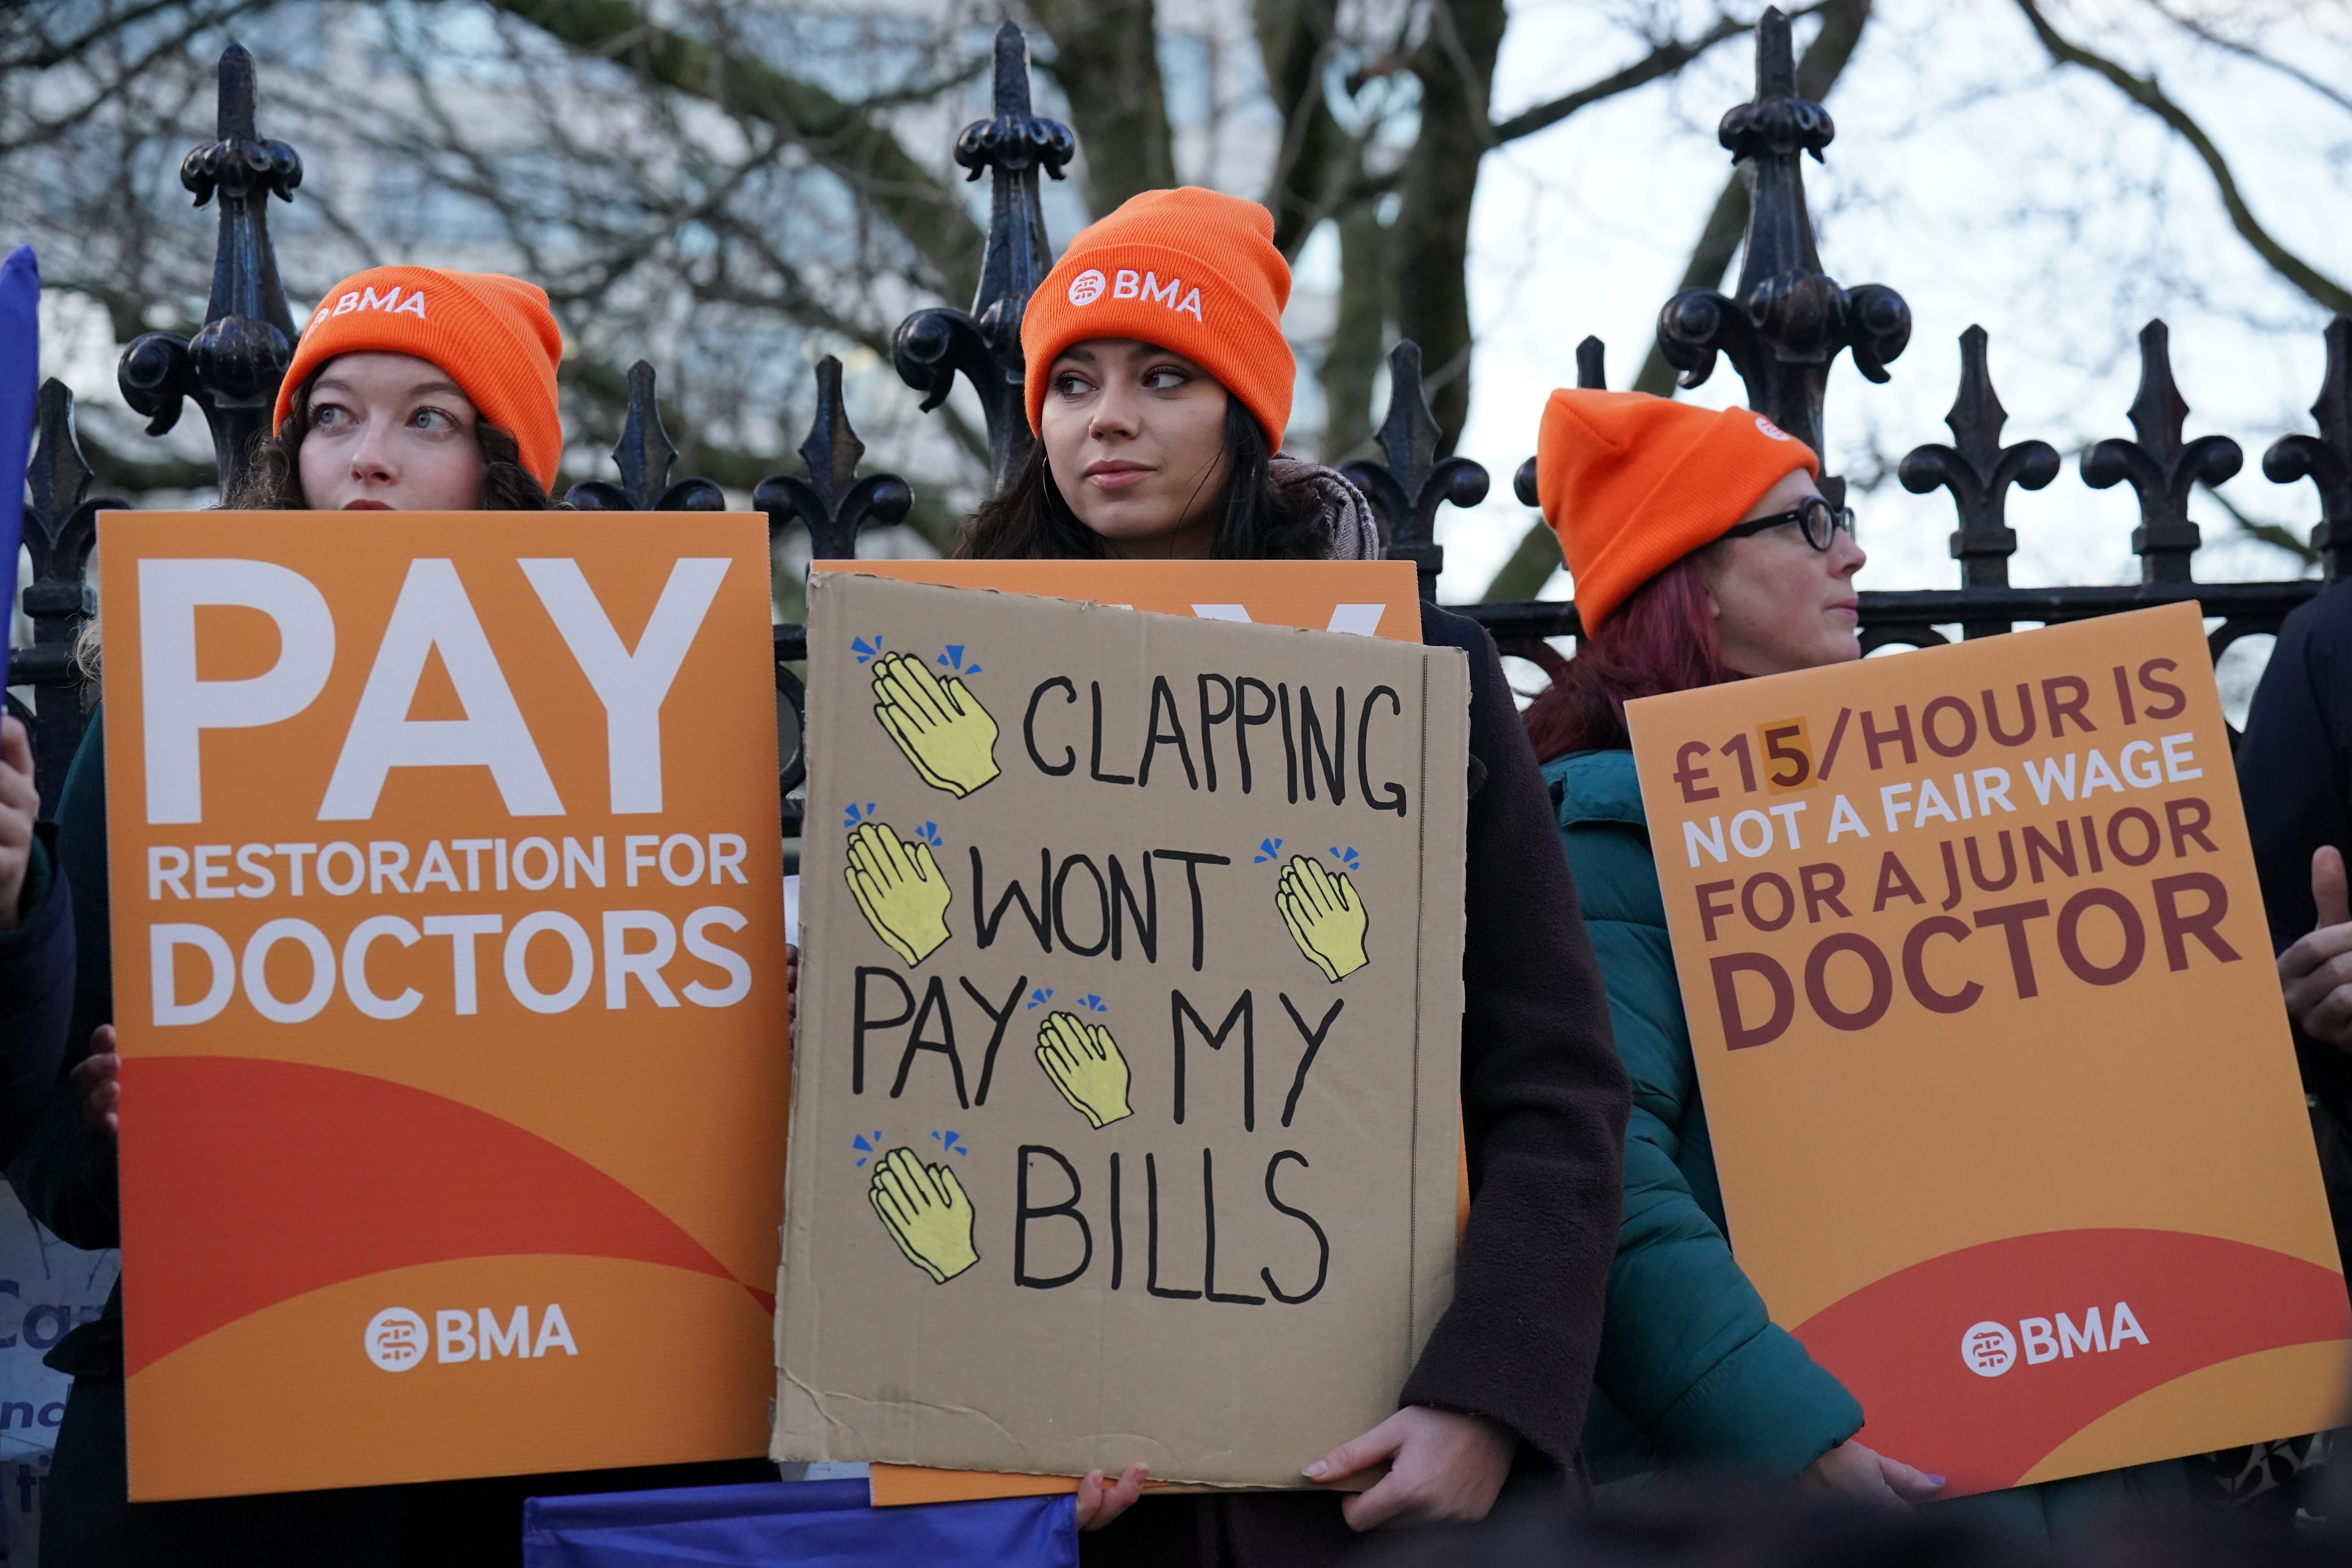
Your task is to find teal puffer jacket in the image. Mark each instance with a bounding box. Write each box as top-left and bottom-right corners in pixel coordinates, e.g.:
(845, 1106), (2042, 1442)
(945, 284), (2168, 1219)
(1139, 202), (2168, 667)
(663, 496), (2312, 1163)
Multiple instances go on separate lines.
(1549, 748), (2191, 1528)
(1544, 748), (1860, 1479)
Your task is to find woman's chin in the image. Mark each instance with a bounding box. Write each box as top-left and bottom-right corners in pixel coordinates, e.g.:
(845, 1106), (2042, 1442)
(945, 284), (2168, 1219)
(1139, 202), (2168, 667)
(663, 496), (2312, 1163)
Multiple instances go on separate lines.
(1075, 508), (1206, 555)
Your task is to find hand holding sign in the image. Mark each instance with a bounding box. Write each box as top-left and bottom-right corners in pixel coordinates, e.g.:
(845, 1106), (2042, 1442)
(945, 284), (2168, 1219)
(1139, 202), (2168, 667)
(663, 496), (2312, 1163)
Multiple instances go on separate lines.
(868, 1147), (980, 1284)
(845, 821), (953, 967)
(0, 717), (35, 930)
(871, 652), (1000, 797)
(1278, 855), (1369, 982)
(2279, 846), (2352, 1050)
(1036, 1012), (1133, 1129)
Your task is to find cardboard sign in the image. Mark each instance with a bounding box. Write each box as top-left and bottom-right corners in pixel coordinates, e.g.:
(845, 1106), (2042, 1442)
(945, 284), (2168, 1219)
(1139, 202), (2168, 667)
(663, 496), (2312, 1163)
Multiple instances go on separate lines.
(1624, 603), (2350, 1495)
(778, 570), (1467, 1486)
(100, 512), (791, 1501)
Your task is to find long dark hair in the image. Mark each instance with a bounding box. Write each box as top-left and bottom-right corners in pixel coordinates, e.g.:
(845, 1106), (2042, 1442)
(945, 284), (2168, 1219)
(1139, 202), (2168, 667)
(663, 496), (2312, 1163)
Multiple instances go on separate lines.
(1523, 555), (1738, 760)
(955, 396), (1331, 561)
(223, 368), (557, 510)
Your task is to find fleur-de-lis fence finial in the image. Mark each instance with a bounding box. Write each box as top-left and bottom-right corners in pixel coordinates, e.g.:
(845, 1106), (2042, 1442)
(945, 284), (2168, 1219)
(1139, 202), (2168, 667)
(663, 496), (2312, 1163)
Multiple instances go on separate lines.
(1655, 7), (1909, 492)
(1898, 326), (2059, 637)
(2263, 314), (2352, 582)
(755, 356), (914, 560)
(15, 382), (118, 809)
(2082, 320), (2242, 585)
(116, 42), (302, 500)
(1341, 341), (1488, 599)
(892, 22), (1075, 492)
(567, 361), (726, 511)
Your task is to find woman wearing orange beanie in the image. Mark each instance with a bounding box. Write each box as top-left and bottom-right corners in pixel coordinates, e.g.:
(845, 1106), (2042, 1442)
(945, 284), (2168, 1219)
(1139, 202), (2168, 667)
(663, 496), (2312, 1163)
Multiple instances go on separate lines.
(18, 267), (760, 1568)
(955, 189), (1631, 1563)
(958, 187), (1377, 561)
(1522, 391), (2184, 1524)
(230, 264), (568, 510)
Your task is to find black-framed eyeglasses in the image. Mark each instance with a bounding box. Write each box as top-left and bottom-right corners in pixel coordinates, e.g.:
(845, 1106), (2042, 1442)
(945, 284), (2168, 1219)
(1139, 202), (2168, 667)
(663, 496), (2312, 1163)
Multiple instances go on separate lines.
(1722, 496), (1856, 551)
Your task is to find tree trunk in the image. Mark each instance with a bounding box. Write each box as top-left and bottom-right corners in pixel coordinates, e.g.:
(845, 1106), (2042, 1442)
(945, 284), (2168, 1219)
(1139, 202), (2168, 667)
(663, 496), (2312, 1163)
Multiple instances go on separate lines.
(1254, 0), (1346, 258)
(1390, 0), (1507, 459)
(1321, 201), (1390, 462)
(1029, 0), (1175, 220)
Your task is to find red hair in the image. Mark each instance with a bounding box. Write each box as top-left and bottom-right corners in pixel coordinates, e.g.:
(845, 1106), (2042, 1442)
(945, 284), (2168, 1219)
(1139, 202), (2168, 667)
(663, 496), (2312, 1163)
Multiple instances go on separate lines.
(1523, 555), (1737, 762)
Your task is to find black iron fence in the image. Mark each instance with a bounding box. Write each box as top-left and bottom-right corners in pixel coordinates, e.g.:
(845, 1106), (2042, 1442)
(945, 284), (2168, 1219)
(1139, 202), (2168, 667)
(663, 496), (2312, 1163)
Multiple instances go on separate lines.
(14, 14), (2350, 838)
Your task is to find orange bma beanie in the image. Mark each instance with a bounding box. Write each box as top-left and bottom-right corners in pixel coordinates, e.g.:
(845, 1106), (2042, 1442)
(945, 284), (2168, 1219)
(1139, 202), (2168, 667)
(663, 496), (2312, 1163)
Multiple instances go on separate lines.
(1022, 188), (1293, 448)
(275, 267), (565, 491)
(1535, 390), (1820, 632)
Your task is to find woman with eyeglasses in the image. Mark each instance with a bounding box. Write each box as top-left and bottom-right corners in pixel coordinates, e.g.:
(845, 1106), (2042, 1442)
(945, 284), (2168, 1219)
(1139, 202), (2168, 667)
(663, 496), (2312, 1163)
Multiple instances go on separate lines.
(1518, 391), (2188, 1525)
(1516, 390), (1932, 1503)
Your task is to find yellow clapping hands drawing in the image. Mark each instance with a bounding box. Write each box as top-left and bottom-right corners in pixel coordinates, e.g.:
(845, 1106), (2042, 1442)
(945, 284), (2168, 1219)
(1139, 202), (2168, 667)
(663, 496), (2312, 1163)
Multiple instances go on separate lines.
(871, 652), (1000, 797)
(1035, 1011), (1133, 1129)
(846, 820), (953, 967)
(1278, 855), (1370, 982)
(868, 1147), (980, 1284)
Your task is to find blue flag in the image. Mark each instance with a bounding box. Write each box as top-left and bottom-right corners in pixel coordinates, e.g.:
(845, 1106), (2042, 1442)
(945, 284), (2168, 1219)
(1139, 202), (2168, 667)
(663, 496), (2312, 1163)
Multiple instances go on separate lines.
(0, 246), (36, 694)
(522, 1477), (1078, 1568)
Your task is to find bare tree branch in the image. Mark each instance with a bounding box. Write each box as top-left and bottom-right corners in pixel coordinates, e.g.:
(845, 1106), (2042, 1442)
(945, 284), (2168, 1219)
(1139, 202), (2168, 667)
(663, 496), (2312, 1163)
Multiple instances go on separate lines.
(1490, 6), (1819, 144)
(0, 0), (253, 72)
(2014, 0), (2352, 317)
(1028, 0), (1174, 219)
(1254, 0), (1347, 258)
(1391, 0), (1508, 457)
(1480, 0), (1874, 601)
(2202, 480), (2317, 569)
(0, 0), (270, 154)
(2144, 1), (2352, 118)
(485, 0), (988, 301)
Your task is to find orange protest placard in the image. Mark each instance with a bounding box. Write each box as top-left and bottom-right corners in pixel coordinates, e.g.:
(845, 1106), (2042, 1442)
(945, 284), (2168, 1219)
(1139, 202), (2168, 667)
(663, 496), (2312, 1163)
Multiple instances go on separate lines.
(1625, 603), (2350, 1495)
(100, 512), (791, 1501)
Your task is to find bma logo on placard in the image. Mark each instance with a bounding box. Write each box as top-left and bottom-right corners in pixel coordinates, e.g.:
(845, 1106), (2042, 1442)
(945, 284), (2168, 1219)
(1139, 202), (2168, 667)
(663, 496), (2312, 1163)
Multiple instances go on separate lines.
(365, 1305), (577, 1371)
(1960, 1302), (2150, 1377)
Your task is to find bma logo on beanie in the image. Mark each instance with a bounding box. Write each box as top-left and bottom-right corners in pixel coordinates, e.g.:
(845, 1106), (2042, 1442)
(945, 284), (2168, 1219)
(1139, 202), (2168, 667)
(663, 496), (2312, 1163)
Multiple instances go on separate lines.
(309, 284), (428, 329)
(1065, 262), (1204, 321)
(1109, 269), (1203, 320)
(1021, 187), (1293, 444)
(1754, 415), (1793, 441)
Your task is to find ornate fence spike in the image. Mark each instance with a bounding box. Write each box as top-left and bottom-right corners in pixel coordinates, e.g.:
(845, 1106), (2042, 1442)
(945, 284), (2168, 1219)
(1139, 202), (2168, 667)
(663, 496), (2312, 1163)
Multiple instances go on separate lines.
(1513, 335), (1606, 505)
(567, 361), (726, 512)
(1898, 326), (2059, 636)
(1341, 341), (1488, 599)
(15, 381), (118, 811)
(117, 42), (302, 499)
(25, 379), (93, 534)
(755, 355), (915, 560)
(2263, 314), (2352, 582)
(1654, 6), (1909, 490)
(892, 21), (1075, 493)
(2082, 320), (2242, 585)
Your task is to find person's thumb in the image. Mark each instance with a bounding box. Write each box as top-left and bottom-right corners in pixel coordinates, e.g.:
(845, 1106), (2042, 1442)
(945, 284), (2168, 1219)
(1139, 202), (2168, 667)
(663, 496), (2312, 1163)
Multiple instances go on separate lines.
(1304, 1415), (1401, 1483)
(1875, 1454), (1946, 1501)
(2316, 846), (2351, 931)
